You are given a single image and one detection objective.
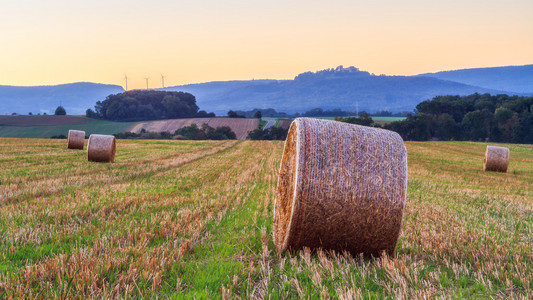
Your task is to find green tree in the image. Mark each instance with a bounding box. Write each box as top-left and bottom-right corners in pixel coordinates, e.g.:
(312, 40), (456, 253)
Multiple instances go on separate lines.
(91, 90), (199, 121)
(174, 123), (236, 140)
(385, 94), (533, 142)
(247, 128), (265, 140)
(336, 112), (373, 126)
(267, 127), (289, 140)
(494, 107), (514, 125)
(499, 115), (520, 142)
(253, 110), (262, 119)
(162, 95), (188, 118)
(209, 126), (237, 140)
(86, 109), (97, 118)
(461, 109), (494, 141)
(434, 113), (459, 140)
(54, 106), (66, 115)
(512, 113), (533, 143)
(174, 124), (206, 140)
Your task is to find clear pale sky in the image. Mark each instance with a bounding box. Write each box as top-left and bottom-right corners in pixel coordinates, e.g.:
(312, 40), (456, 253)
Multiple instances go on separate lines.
(1, 0), (532, 90)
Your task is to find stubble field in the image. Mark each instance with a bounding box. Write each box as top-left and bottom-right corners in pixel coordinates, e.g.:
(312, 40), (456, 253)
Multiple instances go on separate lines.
(0, 138), (531, 298)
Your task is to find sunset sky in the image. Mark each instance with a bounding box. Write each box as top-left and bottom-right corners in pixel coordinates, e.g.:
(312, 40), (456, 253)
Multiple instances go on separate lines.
(1, 0), (532, 90)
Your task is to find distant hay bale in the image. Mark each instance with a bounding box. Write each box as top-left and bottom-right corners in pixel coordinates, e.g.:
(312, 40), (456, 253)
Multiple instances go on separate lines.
(273, 118), (408, 256)
(67, 130), (85, 149)
(87, 134), (116, 163)
(483, 145), (509, 173)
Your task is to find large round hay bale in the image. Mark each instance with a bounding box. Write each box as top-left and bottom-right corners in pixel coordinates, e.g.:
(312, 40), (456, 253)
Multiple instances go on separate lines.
(273, 118), (408, 256)
(67, 130), (85, 150)
(483, 145), (509, 173)
(87, 134), (116, 163)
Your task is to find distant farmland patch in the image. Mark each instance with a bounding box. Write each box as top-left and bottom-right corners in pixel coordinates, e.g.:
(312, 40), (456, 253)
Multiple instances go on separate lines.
(262, 120), (276, 130)
(0, 115), (90, 125)
(278, 119), (293, 129)
(0, 116), (136, 138)
(130, 118), (259, 140)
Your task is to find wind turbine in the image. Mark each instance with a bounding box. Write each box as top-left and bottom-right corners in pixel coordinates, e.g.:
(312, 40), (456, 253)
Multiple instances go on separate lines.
(161, 74), (165, 88)
(144, 77), (149, 89)
(124, 75), (128, 91)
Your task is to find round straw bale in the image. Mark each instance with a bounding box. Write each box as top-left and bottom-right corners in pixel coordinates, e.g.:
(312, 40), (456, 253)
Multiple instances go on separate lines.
(67, 130), (85, 149)
(87, 134), (116, 163)
(273, 118), (408, 256)
(483, 145), (509, 173)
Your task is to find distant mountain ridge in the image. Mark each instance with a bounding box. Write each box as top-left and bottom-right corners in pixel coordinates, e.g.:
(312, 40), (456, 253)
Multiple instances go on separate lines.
(0, 82), (124, 115)
(418, 64), (533, 94)
(0, 64), (531, 116)
(163, 65), (524, 114)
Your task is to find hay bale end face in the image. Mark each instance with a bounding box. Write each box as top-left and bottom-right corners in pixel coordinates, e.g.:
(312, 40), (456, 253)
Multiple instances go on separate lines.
(87, 134), (116, 163)
(67, 130), (85, 150)
(483, 145), (509, 173)
(274, 118), (408, 256)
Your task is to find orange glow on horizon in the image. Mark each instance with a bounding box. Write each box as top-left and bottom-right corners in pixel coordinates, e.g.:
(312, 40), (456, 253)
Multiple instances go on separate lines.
(0, 0), (532, 90)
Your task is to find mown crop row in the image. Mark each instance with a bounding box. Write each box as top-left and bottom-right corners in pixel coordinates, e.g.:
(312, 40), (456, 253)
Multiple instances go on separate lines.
(0, 138), (531, 298)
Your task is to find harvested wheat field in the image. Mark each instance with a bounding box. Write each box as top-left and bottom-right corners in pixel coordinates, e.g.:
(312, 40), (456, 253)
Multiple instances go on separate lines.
(0, 138), (531, 298)
(129, 117), (259, 140)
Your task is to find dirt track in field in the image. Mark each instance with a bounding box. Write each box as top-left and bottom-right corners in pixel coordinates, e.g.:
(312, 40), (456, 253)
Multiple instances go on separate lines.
(129, 118), (259, 139)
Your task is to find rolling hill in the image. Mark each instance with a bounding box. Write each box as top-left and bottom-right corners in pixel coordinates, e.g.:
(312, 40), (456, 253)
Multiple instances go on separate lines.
(163, 66), (521, 114)
(0, 82), (124, 115)
(1, 65), (532, 116)
(418, 64), (533, 94)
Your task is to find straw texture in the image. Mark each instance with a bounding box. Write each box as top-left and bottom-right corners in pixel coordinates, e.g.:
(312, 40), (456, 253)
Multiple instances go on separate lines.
(274, 118), (408, 256)
(483, 145), (509, 173)
(87, 134), (116, 163)
(67, 130), (85, 150)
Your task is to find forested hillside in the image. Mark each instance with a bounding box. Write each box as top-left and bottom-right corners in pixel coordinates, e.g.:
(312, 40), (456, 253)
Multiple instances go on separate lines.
(385, 94), (533, 143)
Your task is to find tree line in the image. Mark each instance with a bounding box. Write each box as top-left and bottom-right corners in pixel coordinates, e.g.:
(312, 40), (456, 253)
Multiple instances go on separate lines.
(114, 123), (236, 140)
(235, 107), (408, 118)
(247, 126), (288, 140)
(383, 94), (533, 143)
